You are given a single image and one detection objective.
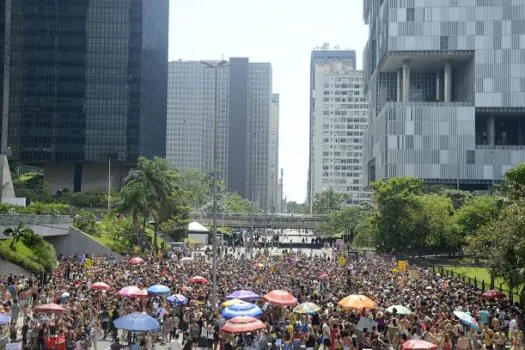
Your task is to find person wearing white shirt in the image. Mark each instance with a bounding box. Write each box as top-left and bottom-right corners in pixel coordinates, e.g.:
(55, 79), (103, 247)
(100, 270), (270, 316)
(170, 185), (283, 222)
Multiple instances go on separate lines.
(169, 333), (183, 350)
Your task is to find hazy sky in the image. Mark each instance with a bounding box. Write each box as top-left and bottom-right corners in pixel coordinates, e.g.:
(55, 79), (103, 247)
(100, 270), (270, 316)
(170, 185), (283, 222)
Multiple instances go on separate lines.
(168, 0), (368, 202)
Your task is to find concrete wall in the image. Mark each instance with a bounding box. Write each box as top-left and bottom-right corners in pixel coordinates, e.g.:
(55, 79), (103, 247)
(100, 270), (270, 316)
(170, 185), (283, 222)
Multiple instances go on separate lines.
(0, 215), (72, 238)
(0, 257), (33, 277)
(45, 227), (123, 259)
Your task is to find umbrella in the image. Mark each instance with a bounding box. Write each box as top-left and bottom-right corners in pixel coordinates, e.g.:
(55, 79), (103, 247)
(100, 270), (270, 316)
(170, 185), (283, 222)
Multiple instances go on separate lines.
(222, 299), (244, 307)
(129, 257), (144, 265)
(402, 340), (438, 350)
(293, 302), (321, 314)
(318, 273), (329, 280)
(222, 302), (263, 319)
(147, 284), (171, 296)
(167, 294), (188, 305)
(220, 316), (266, 334)
(386, 305), (412, 315)
(118, 286), (142, 297)
(263, 290), (298, 306)
(453, 311), (480, 331)
(34, 303), (67, 314)
(482, 290), (506, 300)
(135, 289), (149, 298)
(254, 263), (265, 269)
(226, 290), (260, 300)
(113, 312), (160, 332)
(338, 294), (377, 310)
(190, 276), (208, 284)
(92, 282), (112, 291)
(0, 313), (10, 325)
(180, 257), (193, 263)
(61, 292), (70, 299)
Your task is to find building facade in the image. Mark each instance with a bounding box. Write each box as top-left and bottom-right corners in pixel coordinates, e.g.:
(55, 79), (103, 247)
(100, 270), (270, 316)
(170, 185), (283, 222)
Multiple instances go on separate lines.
(8, 1), (169, 193)
(0, 0), (10, 154)
(309, 50), (371, 206)
(268, 94), (280, 213)
(362, 0), (525, 189)
(166, 58), (277, 212)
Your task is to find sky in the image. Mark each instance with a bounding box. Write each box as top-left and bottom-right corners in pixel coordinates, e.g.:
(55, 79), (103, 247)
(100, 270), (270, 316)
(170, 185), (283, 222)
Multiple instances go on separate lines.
(168, 0), (368, 203)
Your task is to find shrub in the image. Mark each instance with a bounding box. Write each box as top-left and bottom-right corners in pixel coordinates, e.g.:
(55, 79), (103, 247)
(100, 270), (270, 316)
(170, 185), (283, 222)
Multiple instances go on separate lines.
(0, 202), (70, 215)
(0, 238), (57, 273)
(73, 210), (98, 235)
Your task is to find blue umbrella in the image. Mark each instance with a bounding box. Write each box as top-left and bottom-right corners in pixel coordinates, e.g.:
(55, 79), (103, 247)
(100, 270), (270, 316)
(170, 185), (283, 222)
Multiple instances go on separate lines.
(167, 294), (188, 305)
(453, 311), (480, 331)
(226, 290), (260, 300)
(222, 302), (263, 319)
(113, 312), (160, 332)
(0, 313), (10, 325)
(147, 284), (170, 296)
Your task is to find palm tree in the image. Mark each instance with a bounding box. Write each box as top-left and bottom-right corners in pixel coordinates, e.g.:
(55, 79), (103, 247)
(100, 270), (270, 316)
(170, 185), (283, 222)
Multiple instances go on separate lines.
(3, 222), (34, 250)
(121, 157), (175, 251)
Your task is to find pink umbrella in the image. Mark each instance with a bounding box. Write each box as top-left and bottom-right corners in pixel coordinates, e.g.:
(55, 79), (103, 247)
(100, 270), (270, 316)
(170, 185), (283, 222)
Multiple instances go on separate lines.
(118, 286), (142, 297)
(34, 303), (67, 314)
(318, 273), (329, 280)
(129, 257), (144, 265)
(263, 290), (298, 306)
(92, 282), (112, 291)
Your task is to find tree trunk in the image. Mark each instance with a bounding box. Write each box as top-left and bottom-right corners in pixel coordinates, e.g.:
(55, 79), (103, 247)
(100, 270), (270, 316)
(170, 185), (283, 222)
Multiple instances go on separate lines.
(153, 219), (159, 254)
(490, 270), (495, 290)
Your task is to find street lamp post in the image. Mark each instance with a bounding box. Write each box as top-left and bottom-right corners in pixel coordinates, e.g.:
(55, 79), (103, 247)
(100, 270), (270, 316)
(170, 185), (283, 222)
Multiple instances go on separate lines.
(200, 60), (227, 311)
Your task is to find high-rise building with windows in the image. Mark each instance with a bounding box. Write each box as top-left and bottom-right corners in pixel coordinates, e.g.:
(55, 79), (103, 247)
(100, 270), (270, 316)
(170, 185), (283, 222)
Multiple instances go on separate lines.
(362, 0), (525, 189)
(308, 49), (370, 208)
(7, 1), (169, 193)
(0, 0), (10, 154)
(268, 94), (279, 213)
(166, 58), (277, 212)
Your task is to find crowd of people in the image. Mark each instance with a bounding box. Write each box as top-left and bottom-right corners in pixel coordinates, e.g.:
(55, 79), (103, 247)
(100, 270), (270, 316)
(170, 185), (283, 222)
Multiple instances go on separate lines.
(0, 244), (523, 350)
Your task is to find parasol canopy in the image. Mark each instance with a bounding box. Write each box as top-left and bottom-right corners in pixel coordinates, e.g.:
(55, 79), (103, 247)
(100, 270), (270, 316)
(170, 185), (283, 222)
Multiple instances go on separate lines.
(34, 303), (67, 314)
(220, 316), (266, 334)
(338, 294), (377, 310)
(263, 290), (298, 306)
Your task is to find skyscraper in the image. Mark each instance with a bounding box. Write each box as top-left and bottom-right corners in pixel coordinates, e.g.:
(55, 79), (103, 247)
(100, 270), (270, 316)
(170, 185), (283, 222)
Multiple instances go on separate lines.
(268, 94), (279, 213)
(362, 0), (525, 189)
(308, 49), (370, 207)
(166, 58), (276, 212)
(8, 1), (169, 193)
(0, 0), (10, 155)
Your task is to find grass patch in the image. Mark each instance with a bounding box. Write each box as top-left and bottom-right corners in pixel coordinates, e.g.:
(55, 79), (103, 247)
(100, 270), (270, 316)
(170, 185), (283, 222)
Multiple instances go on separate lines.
(0, 239), (57, 273)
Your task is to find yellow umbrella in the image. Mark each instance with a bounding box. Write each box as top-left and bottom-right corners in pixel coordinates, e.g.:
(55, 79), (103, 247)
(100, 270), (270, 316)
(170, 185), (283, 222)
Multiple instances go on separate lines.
(222, 298), (244, 307)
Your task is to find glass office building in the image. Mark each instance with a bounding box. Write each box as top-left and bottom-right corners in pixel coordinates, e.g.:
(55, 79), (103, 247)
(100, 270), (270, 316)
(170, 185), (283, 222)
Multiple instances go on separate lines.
(8, 0), (169, 192)
(362, 0), (525, 190)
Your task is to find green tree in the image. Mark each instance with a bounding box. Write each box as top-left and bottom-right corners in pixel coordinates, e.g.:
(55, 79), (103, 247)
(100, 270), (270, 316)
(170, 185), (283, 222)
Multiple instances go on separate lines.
(122, 157), (176, 250)
(224, 193), (252, 213)
(466, 200), (525, 304)
(316, 206), (366, 240)
(118, 181), (147, 238)
(3, 222), (34, 250)
(284, 201), (309, 214)
(73, 210), (98, 235)
(441, 189), (474, 211)
(415, 194), (457, 251)
(453, 195), (493, 241)
(499, 163), (525, 200)
(312, 188), (349, 214)
(370, 177), (424, 253)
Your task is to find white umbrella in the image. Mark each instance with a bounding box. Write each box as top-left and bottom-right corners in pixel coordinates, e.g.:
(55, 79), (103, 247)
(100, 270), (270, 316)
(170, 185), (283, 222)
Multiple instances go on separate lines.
(386, 305), (412, 315)
(61, 292), (70, 298)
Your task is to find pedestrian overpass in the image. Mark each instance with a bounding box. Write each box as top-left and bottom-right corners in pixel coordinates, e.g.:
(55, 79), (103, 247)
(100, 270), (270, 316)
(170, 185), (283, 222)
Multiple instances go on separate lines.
(190, 213), (328, 230)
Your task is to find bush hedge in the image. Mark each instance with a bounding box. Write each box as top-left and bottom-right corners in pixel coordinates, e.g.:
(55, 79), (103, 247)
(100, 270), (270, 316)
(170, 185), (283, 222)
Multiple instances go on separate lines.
(0, 202), (69, 215)
(0, 238), (57, 273)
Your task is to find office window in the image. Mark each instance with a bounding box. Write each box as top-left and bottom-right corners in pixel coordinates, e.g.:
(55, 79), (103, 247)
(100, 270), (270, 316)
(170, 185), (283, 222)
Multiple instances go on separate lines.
(440, 36), (449, 50)
(466, 150), (475, 164)
(407, 8), (415, 22)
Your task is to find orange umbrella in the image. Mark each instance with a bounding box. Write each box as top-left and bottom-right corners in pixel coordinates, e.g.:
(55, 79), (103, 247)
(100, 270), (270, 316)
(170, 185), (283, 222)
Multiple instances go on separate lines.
(338, 294), (377, 310)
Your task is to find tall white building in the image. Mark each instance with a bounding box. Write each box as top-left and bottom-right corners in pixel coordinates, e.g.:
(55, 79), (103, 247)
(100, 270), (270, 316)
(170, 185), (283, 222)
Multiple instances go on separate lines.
(267, 94), (280, 213)
(166, 58), (278, 212)
(309, 49), (371, 206)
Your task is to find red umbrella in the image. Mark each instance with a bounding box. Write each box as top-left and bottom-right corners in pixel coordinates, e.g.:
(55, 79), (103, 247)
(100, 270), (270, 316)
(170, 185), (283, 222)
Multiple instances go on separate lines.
(318, 273), (329, 280)
(34, 303), (67, 314)
(118, 286), (142, 297)
(220, 316), (266, 334)
(92, 282), (111, 291)
(134, 288), (150, 298)
(402, 340), (437, 350)
(482, 290), (506, 300)
(263, 290), (298, 306)
(190, 276), (208, 284)
(129, 257), (144, 265)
